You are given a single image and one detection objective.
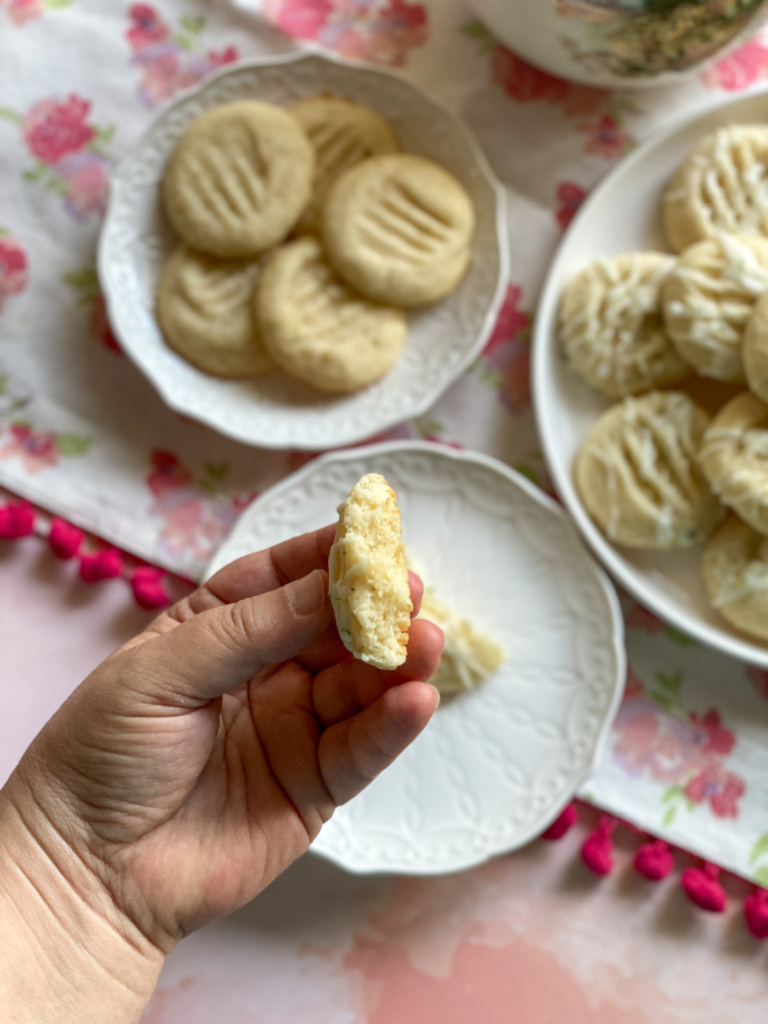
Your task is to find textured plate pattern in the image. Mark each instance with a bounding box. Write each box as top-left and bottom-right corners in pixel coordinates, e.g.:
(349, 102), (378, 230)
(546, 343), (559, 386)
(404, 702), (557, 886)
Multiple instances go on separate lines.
(206, 442), (625, 875)
(98, 53), (508, 450)
(533, 89), (768, 669)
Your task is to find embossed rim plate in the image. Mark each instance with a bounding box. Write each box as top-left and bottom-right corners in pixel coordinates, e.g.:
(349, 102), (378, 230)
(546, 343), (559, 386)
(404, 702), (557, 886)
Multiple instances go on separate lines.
(206, 441), (625, 875)
(98, 52), (508, 451)
(533, 88), (768, 669)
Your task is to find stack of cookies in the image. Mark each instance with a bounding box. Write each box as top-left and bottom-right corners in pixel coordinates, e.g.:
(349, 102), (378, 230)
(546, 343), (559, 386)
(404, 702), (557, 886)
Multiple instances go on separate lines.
(559, 123), (768, 645)
(156, 96), (476, 395)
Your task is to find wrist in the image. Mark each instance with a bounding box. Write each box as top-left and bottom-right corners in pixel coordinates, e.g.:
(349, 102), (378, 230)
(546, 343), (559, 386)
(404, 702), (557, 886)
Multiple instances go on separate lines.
(0, 784), (164, 1024)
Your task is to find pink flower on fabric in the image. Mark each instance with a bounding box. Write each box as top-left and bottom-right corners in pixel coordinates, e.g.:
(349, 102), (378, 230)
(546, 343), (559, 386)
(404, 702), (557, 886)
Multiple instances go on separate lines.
(491, 47), (574, 104)
(208, 46), (239, 69)
(684, 766), (746, 818)
(90, 294), (121, 354)
(58, 155), (110, 220)
(703, 37), (768, 92)
(613, 711), (661, 776)
(5, 0), (43, 25)
(271, 0), (333, 39)
(0, 236), (29, 312)
(484, 285), (528, 358)
(147, 449), (194, 497)
(22, 95), (95, 164)
(688, 709), (736, 757)
(583, 114), (633, 160)
(555, 182), (587, 230)
(480, 284), (531, 415)
(126, 3), (170, 51)
(0, 424), (58, 475)
(626, 601), (665, 634)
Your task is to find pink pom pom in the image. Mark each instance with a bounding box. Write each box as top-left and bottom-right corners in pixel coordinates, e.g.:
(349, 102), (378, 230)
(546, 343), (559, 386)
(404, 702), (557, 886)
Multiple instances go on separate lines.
(79, 547), (123, 582)
(49, 518), (83, 559)
(580, 815), (616, 876)
(745, 889), (768, 939)
(541, 803), (577, 841)
(130, 566), (169, 610)
(634, 840), (674, 881)
(681, 863), (727, 913)
(0, 501), (35, 539)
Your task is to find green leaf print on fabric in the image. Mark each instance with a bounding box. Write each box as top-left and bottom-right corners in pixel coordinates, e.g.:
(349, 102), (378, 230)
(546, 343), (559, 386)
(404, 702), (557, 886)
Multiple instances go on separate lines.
(750, 832), (768, 865)
(55, 433), (93, 456)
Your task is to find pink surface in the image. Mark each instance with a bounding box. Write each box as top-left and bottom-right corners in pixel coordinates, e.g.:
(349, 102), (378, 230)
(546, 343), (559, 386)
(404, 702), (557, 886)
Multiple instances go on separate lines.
(4, 536), (768, 1023)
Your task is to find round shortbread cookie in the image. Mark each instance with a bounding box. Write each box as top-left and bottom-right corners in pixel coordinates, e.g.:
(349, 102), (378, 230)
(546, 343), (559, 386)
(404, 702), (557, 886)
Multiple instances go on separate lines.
(162, 101), (314, 258)
(575, 391), (724, 549)
(558, 252), (689, 397)
(157, 245), (272, 378)
(702, 514), (768, 643)
(699, 390), (768, 536)
(328, 472), (412, 670)
(291, 96), (399, 234)
(321, 154), (475, 308)
(661, 233), (768, 381)
(663, 125), (768, 253)
(743, 291), (768, 403)
(254, 237), (406, 394)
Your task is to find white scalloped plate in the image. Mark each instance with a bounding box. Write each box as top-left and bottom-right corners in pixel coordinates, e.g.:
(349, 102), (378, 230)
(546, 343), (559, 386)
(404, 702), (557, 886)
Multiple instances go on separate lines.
(98, 53), (508, 451)
(206, 442), (625, 875)
(533, 88), (768, 669)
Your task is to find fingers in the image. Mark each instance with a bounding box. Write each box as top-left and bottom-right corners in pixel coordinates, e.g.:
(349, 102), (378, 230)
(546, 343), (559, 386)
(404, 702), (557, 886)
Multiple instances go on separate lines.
(313, 618), (444, 726)
(144, 525), (338, 633)
(319, 682), (439, 806)
(131, 569), (333, 708)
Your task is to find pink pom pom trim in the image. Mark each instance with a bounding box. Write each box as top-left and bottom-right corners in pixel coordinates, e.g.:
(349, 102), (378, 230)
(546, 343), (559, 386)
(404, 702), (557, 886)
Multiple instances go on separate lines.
(130, 566), (170, 610)
(49, 518), (83, 560)
(634, 839), (674, 881)
(540, 803), (577, 841)
(0, 500), (35, 539)
(580, 815), (616, 876)
(745, 889), (768, 939)
(681, 862), (727, 913)
(79, 547), (123, 583)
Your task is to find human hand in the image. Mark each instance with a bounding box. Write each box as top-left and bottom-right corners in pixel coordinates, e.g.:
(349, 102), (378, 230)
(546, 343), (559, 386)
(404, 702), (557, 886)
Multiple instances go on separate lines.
(0, 525), (442, 1022)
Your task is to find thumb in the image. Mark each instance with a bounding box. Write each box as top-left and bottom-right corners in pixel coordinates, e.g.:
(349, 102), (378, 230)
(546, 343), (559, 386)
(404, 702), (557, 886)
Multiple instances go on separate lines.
(132, 569), (331, 707)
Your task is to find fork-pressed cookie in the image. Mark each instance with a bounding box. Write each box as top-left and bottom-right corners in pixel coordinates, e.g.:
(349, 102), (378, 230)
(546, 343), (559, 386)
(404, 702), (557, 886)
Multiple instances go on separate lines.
(291, 96), (399, 234)
(254, 237), (406, 393)
(321, 154), (475, 307)
(162, 100), (314, 258)
(575, 391), (724, 549)
(157, 245), (272, 378)
(702, 514), (768, 643)
(328, 472), (412, 670)
(558, 252), (689, 397)
(663, 125), (768, 253)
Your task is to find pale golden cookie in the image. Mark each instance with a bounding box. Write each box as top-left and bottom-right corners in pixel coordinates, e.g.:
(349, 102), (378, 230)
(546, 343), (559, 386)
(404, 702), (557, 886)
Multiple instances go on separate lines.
(663, 125), (768, 253)
(322, 154), (475, 307)
(702, 514), (768, 643)
(254, 237), (406, 394)
(575, 391), (724, 549)
(559, 252), (689, 397)
(329, 473), (412, 670)
(291, 96), (399, 234)
(661, 233), (768, 381)
(699, 390), (768, 536)
(156, 245), (272, 378)
(743, 291), (768, 403)
(162, 101), (314, 258)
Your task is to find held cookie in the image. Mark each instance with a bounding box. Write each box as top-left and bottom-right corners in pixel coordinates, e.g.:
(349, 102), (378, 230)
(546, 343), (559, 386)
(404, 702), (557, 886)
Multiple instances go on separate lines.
(558, 252), (689, 397)
(661, 233), (768, 381)
(162, 101), (314, 258)
(699, 391), (768, 536)
(329, 473), (412, 670)
(702, 515), (768, 643)
(663, 125), (768, 253)
(157, 245), (272, 378)
(254, 237), (406, 394)
(575, 391), (724, 549)
(322, 154), (475, 307)
(291, 96), (399, 234)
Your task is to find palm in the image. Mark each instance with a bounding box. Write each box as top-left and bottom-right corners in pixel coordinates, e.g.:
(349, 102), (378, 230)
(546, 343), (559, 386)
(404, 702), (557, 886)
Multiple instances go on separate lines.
(26, 526), (442, 947)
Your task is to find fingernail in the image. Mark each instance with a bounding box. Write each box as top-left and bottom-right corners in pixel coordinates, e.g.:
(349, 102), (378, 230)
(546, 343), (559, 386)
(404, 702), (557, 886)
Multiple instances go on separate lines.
(286, 570), (328, 616)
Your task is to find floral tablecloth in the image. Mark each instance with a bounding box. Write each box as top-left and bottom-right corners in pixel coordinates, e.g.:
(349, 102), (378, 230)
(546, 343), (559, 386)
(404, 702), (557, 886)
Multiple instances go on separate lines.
(2, 0), (768, 885)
